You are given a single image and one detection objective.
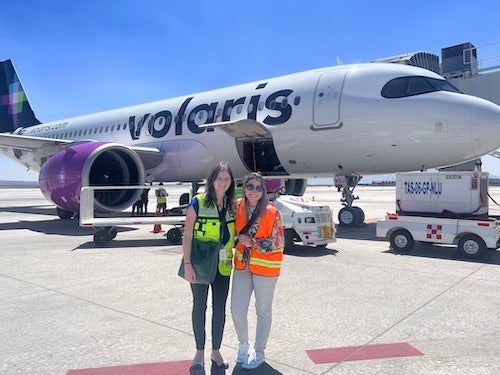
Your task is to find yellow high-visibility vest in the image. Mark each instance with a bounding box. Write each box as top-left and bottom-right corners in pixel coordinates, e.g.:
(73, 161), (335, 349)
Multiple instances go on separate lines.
(193, 193), (235, 276)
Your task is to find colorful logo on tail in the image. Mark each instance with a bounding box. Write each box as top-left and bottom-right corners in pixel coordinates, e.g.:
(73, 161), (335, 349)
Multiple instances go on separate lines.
(1, 75), (27, 127)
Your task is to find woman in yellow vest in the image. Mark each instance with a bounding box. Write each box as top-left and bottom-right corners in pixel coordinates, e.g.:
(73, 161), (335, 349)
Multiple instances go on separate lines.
(181, 162), (236, 374)
(231, 172), (284, 369)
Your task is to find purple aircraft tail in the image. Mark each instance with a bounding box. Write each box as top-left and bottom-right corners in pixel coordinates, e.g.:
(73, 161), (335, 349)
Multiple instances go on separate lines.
(0, 59), (40, 133)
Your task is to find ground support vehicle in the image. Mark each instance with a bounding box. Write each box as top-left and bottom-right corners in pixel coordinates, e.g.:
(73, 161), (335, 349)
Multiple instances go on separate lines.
(274, 195), (336, 250)
(80, 187), (335, 249)
(79, 186), (186, 246)
(377, 172), (499, 259)
(376, 213), (500, 259)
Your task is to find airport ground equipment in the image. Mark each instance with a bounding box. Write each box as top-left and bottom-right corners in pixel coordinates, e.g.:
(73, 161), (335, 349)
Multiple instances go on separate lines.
(80, 186), (186, 246)
(275, 195), (336, 250)
(80, 186), (335, 249)
(376, 172), (500, 258)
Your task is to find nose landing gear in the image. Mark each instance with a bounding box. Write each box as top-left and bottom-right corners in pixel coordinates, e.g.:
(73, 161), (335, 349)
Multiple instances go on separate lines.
(336, 174), (365, 227)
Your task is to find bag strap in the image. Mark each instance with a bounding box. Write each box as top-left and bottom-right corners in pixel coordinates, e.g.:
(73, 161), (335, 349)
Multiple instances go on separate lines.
(219, 207), (226, 246)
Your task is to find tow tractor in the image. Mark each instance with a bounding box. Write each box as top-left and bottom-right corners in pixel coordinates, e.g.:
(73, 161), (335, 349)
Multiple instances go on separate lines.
(274, 195), (336, 250)
(80, 185), (336, 249)
(376, 172), (500, 259)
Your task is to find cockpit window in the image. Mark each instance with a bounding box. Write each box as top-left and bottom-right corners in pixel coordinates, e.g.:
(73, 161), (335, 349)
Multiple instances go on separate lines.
(381, 76), (461, 98)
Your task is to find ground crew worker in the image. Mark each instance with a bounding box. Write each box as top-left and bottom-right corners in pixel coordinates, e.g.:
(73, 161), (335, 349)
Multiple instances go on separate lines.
(155, 182), (168, 214)
(141, 184), (150, 215)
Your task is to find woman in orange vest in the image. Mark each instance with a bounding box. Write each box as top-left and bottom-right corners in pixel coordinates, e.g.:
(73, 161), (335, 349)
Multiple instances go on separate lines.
(231, 172), (284, 370)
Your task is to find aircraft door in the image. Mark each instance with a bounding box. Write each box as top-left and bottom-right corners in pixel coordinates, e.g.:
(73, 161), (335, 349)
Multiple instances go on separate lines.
(312, 71), (346, 129)
(201, 119), (287, 176)
(239, 140), (286, 175)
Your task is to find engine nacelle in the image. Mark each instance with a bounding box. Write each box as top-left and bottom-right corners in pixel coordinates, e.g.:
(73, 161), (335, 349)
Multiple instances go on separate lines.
(39, 142), (145, 213)
(284, 178), (307, 196)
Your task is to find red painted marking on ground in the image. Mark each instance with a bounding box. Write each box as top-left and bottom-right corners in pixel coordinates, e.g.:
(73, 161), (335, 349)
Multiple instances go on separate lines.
(67, 360), (191, 375)
(306, 342), (423, 364)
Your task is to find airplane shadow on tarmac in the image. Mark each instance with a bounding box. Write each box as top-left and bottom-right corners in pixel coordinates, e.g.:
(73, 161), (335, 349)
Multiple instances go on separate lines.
(0, 218), (95, 236)
(0, 216), (136, 241)
(0, 204), (57, 217)
(335, 222), (387, 241)
(383, 241), (500, 265)
(0, 204), (93, 236)
(285, 244), (338, 257)
(74, 237), (178, 251)
(331, 223), (499, 265)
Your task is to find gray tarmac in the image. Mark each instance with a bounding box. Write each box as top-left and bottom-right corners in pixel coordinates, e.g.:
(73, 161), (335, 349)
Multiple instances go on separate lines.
(1, 186), (500, 375)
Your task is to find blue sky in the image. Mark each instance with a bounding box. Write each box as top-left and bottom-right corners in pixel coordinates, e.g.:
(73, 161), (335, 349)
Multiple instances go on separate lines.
(1, 0), (499, 181)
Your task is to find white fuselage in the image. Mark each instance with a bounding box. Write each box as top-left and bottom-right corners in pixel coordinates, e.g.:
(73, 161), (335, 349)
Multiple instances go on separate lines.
(19, 63), (500, 181)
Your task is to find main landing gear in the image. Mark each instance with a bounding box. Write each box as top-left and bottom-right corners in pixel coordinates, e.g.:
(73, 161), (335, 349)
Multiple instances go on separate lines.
(57, 207), (76, 220)
(337, 175), (365, 227)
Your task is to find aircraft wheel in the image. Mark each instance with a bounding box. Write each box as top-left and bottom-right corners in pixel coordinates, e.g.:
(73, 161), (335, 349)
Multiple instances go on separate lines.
(458, 234), (486, 259)
(352, 206), (365, 225)
(93, 231), (110, 247)
(389, 229), (414, 253)
(107, 227), (118, 240)
(338, 207), (359, 227)
(166, 228), (182, 244)
(57, 207), (74, 220)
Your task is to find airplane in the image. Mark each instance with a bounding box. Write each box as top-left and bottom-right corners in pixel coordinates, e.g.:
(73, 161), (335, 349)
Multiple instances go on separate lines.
(1, 59), (500, 228)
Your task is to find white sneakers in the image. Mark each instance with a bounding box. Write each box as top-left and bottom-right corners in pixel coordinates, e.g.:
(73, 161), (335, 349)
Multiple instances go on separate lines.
(235, 342), (249, 363)
(236, 343), (266, 369)
(241, 349), (265, 370)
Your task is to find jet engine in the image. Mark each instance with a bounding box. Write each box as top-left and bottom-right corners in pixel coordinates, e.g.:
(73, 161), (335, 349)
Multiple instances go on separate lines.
(39, 142), (145, 214)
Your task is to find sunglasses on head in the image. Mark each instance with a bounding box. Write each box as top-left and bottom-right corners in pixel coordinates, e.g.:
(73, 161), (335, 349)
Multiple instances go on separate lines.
(245, 183), (264, 192)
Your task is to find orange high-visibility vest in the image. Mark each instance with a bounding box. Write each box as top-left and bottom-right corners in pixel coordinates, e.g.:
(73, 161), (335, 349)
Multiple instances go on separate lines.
(234, 200), (283, 276)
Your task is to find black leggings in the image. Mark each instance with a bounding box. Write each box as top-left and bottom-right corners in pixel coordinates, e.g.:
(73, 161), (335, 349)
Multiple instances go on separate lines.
(190, 271), (230, 350)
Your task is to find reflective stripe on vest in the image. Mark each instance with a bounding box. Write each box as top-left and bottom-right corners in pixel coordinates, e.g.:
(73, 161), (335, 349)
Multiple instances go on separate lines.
(192, 193), (235, 276)
(234, 200), (283, 277)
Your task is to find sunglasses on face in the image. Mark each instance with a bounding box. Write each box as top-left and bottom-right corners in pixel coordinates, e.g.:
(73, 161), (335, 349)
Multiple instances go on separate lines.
(245, 183), (264, 192)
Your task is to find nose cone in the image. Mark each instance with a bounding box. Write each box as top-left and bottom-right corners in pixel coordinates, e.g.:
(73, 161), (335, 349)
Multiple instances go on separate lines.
(470, 96), (500, 157)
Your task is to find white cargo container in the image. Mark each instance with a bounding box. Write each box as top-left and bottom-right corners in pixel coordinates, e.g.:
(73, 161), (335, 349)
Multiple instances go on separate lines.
(396, 172), (488, 216)
(377, 172), (499, 259)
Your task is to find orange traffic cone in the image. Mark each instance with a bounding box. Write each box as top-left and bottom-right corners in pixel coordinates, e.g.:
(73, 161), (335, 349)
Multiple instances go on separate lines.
(151, 208), (165, 233)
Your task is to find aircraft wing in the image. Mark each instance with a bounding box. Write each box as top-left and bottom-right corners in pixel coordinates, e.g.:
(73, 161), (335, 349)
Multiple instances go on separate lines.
(0, 133), (162, 171)
(200, 119), (272, 140)
(489, 149), (500, 159)
(0, 133), (72, 150)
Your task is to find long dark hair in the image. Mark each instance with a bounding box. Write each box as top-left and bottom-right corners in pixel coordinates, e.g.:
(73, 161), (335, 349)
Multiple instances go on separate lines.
(204, 161), (235, 213)
(243, 172), (268, 218)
